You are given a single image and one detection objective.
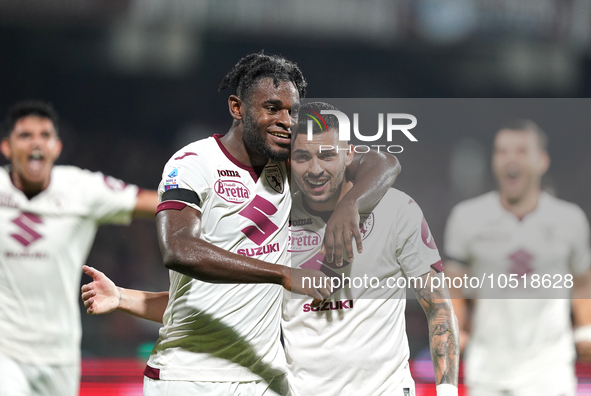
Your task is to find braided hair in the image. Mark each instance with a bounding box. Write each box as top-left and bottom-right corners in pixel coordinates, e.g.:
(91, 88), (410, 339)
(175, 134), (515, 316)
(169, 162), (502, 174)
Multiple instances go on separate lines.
(219, 51), (307, 102)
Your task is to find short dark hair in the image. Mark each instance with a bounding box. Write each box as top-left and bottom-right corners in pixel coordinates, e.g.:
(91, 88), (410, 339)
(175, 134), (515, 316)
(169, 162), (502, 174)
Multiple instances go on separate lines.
(3, 101), (59, 138)
(219, 51), (307, 102)
(497, 119), (548, 152)
(297, 101), (340, 135)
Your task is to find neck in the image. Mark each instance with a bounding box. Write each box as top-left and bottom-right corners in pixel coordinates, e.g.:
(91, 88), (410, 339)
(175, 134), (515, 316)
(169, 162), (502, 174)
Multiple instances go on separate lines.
(305, 180), (354, 212)
(10, 168), (48, 199)
(221, 127), (267, 168)
(499, 187), (541, 219)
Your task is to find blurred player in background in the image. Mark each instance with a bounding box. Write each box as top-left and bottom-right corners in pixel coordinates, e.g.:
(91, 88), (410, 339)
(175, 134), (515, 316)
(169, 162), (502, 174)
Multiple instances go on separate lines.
(82, 53), (400, 396)
(0, 101), (159, 396)
(445, 119), (591, 396)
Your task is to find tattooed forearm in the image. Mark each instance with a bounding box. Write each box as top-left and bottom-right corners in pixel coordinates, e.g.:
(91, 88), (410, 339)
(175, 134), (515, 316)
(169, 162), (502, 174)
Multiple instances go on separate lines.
(414, 270), (460, 386)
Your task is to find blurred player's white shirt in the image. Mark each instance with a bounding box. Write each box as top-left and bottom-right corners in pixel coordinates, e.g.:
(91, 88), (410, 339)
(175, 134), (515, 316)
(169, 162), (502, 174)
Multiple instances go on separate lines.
(445, 191), (591, 389)
(283, 189), (442, 396)
(148, 135), (289, 383)
(0, 165), (138, 365)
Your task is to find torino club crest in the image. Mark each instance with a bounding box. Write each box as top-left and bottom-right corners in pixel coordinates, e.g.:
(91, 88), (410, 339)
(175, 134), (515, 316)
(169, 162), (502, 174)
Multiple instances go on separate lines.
(265, 164), (284, 193)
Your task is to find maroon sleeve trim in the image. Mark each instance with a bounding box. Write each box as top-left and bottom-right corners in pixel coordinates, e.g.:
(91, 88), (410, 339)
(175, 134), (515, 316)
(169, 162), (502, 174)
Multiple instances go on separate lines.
(143, 365), (160, 380)
(156, 201), (188, 214)
(430, 260), (444, 273)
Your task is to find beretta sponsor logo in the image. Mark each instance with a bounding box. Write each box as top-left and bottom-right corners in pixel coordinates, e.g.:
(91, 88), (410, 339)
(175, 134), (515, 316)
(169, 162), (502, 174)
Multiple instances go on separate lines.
(289, 228), (321, 252)
(214, 179), (250, 204)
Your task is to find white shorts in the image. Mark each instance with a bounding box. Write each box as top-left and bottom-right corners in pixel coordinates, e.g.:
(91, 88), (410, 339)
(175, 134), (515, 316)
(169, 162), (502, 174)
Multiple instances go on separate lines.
(143, 374), (289, 396)
(469, 362), (576, 396)
(0, 351), (79, 396)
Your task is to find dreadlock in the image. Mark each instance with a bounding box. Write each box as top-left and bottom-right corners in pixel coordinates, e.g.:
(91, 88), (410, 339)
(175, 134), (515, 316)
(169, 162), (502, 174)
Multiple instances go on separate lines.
(219, 51), (307, 101)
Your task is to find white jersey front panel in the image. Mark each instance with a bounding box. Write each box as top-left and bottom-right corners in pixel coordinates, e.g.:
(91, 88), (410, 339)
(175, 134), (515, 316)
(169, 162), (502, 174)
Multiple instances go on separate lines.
(444, 191), (591, 388)
(0, 166), (138, 365)
(283, 189), (441, 396)
(149, 135), (290, 382)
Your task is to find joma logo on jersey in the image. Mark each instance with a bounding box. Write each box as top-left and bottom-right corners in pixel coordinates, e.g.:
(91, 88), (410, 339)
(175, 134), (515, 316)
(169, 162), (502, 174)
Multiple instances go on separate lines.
(217, 169), (241, 177)
(303, 299), (354, 312)
(214, 180), (250, 204)
(289, 218), (313, 227)
(237, 242), (280, 257)
(10, 212), (43, 247)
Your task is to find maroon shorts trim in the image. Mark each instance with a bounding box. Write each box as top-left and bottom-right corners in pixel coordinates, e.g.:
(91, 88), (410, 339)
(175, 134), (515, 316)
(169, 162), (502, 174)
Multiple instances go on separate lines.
(143, 365), (160, 380)
(156, 201), (188, 214)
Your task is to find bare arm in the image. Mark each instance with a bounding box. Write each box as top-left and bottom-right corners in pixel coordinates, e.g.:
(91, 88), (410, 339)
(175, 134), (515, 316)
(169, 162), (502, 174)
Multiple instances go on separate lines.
(81, 265), (168, 323)
(572, 269), (591, 361)
(445, 260), (471, 353)
(157, 206), (331, 299)
(324, 151), (401, 265)
(413, 268), (460, 387)
(132, 189), (159, 218)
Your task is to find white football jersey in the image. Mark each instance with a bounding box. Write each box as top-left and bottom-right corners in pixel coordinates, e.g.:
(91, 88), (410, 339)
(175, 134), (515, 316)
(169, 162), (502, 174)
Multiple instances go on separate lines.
(0, 165), (138, 365)
(283, 188), (442, 396)
(147, 135), (290, 383)
(444, 191), (591, 388)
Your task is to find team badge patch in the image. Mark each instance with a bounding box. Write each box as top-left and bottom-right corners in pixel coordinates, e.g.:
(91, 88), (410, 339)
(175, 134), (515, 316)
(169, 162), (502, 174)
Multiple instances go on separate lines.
(265, 164), (284, 193)
(359, 212), (374, 240)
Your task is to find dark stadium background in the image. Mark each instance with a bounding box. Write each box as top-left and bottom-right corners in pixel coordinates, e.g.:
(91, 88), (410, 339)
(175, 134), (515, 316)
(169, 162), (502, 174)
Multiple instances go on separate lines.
(1, 1), (591, 394)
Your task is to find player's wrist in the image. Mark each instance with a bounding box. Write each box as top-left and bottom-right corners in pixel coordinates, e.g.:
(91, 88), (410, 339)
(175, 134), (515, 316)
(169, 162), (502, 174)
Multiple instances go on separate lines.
(436, 384), (458, 396)
(574, 324), (591, 343)
(116, 287), (123, 310)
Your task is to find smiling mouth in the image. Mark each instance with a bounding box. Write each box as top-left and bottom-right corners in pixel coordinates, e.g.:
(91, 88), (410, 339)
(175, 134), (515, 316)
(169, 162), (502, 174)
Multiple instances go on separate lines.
(268, 131), (291, 139)
(305, 179), (328, 189)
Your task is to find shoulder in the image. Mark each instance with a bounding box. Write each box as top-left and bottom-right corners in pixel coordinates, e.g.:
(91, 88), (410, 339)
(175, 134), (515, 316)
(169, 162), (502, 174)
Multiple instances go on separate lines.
(450, 191), (499, 218)
(167, 138), (213, 164)
(379, 188), (424, 217)
(51, 165), (97, 183)
(541, 193), (588, 223)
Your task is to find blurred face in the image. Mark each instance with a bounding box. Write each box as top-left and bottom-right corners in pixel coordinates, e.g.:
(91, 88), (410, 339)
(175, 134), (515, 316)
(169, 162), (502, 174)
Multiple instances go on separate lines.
(291, 129), (353, 211)
(1, 116), (62, 191)
(242, 78), (299, 162)
(492, 129), (549, 204)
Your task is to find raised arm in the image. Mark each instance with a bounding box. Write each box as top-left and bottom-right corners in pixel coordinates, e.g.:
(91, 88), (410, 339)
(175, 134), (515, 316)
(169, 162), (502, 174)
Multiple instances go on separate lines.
(81, 265), (168, 323)
(157, 206), (331, 299)
(132, 189), (160, 218)
(413, 268), (460, 393)
(324, 151), (401, 266)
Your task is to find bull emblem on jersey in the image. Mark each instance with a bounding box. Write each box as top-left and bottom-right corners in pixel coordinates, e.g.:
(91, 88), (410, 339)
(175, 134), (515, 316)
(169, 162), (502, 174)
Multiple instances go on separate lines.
(265, 164), (284, 194)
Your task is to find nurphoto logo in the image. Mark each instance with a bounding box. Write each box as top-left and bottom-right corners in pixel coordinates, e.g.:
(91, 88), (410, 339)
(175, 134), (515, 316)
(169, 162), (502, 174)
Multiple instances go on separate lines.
(303, 109), (418, 153)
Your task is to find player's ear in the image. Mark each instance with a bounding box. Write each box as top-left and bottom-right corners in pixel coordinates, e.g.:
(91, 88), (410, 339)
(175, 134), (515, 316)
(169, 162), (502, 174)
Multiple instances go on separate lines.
(50, 137), (63, 162)
(345, 144), (354, 166)
(228, 95), (244, 121)
(539, 151), (550, 175)
(0, 137), (12, 160)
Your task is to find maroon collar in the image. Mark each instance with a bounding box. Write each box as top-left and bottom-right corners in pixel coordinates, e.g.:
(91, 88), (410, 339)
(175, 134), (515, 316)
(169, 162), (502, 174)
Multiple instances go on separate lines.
(212, 134), (265, 182)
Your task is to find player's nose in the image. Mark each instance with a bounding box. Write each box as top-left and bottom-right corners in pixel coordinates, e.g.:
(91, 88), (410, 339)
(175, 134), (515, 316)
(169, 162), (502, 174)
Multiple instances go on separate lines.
(276, 109), (292, 130)
(308, 158), (323, 175)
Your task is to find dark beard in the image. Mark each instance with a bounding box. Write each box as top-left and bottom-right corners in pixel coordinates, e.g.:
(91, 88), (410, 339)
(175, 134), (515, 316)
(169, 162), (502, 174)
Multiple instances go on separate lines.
(243, 112), (290, 162)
